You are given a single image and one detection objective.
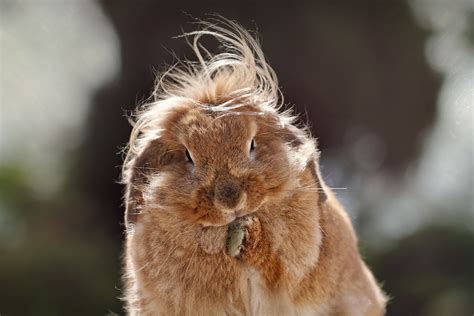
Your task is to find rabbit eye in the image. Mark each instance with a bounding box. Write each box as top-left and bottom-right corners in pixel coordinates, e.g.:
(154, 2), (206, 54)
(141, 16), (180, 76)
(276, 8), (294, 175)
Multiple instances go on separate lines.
(250, 138), (256, 152)
(185, 149), (194, 164)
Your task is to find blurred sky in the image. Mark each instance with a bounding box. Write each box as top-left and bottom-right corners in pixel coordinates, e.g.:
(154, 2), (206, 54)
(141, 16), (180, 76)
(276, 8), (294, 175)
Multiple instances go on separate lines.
(0, 0), (120, 194)
(359, 0), (474, 244)
(0, 0), (472, 245)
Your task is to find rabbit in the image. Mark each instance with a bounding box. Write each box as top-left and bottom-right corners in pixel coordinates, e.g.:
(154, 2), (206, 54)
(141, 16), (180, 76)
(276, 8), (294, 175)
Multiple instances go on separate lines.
(121, 18), (387, 316)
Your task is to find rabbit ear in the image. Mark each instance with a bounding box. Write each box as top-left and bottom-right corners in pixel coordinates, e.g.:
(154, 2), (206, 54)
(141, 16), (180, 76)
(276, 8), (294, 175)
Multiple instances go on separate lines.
(282, 124), (327, 203)
(306, 152), (328, 203)
(124, 139), (166, 227)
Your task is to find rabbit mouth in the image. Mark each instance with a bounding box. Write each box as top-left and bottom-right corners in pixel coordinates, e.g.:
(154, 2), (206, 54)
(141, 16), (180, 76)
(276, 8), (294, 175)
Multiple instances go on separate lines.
(198, 207), (253, 227)
(199, 213), (237, 227)
(197, 193), (262, 227)
(235, 208), (256, 218)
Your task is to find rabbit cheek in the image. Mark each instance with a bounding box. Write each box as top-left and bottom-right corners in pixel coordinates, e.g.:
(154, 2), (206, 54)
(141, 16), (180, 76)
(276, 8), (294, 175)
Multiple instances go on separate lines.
(265, 161), (291, 187)
(242, 175), (267, 212)
(189, 187), (212, 218)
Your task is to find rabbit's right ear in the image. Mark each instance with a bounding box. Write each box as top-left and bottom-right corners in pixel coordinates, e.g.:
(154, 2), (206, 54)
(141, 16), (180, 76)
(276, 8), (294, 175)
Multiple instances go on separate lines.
(124, 138), (166, 228)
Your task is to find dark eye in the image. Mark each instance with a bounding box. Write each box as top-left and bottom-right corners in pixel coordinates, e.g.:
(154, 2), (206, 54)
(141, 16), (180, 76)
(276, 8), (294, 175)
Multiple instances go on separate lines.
(185, 149), (194, 164)
(250, 138), (256, 152)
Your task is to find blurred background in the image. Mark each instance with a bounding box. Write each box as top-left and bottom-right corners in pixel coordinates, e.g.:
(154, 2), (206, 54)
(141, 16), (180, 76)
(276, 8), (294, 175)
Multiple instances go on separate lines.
(0, 0), (472, 315)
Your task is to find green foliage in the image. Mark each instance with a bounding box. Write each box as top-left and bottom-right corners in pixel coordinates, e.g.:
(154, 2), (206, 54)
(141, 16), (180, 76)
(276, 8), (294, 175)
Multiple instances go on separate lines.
(365, 226), (474, 316)
(0, 164), (123, 315)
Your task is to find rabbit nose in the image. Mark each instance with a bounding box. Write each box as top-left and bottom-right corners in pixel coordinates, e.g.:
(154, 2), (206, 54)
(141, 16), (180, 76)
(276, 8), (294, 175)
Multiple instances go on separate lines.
(214, 180), (242, 209)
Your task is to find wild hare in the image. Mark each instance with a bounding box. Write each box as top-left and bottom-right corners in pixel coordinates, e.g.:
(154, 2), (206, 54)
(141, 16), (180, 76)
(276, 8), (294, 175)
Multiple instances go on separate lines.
(122, 18), (387, 316)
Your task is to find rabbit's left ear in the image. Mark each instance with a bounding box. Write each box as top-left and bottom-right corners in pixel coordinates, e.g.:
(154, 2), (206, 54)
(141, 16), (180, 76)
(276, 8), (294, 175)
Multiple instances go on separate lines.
(306, 152), (327, 203)
(282, 124), (327, 203)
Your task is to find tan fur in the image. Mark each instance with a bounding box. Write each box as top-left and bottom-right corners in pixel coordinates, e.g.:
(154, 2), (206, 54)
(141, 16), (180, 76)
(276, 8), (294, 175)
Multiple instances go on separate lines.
(122, 18), (387, 315)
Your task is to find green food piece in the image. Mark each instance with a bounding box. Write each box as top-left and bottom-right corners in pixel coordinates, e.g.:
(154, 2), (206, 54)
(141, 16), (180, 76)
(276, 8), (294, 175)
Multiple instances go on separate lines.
(226, 220), (245, 257)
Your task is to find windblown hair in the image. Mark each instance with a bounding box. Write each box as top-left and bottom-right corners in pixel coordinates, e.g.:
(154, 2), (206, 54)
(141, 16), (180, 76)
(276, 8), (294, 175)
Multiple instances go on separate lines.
(123, 19), (293, 188)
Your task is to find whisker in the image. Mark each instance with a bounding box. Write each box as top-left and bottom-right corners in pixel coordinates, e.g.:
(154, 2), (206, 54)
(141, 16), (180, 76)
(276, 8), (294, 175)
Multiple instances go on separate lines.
(184, 244), (199, 279)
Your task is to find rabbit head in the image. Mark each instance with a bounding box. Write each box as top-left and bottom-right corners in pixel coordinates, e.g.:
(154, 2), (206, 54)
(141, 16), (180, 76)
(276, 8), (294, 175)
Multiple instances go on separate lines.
(122, 20), (326, 229)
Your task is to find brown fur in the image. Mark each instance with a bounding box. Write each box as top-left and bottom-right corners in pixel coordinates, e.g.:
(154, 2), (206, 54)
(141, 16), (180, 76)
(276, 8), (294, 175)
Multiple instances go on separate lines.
(122, 18), (387, 315)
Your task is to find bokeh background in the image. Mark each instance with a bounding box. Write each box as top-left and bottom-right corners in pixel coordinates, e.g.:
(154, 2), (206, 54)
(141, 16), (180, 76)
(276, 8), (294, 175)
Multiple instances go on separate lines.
(1, 0), (473, 315)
